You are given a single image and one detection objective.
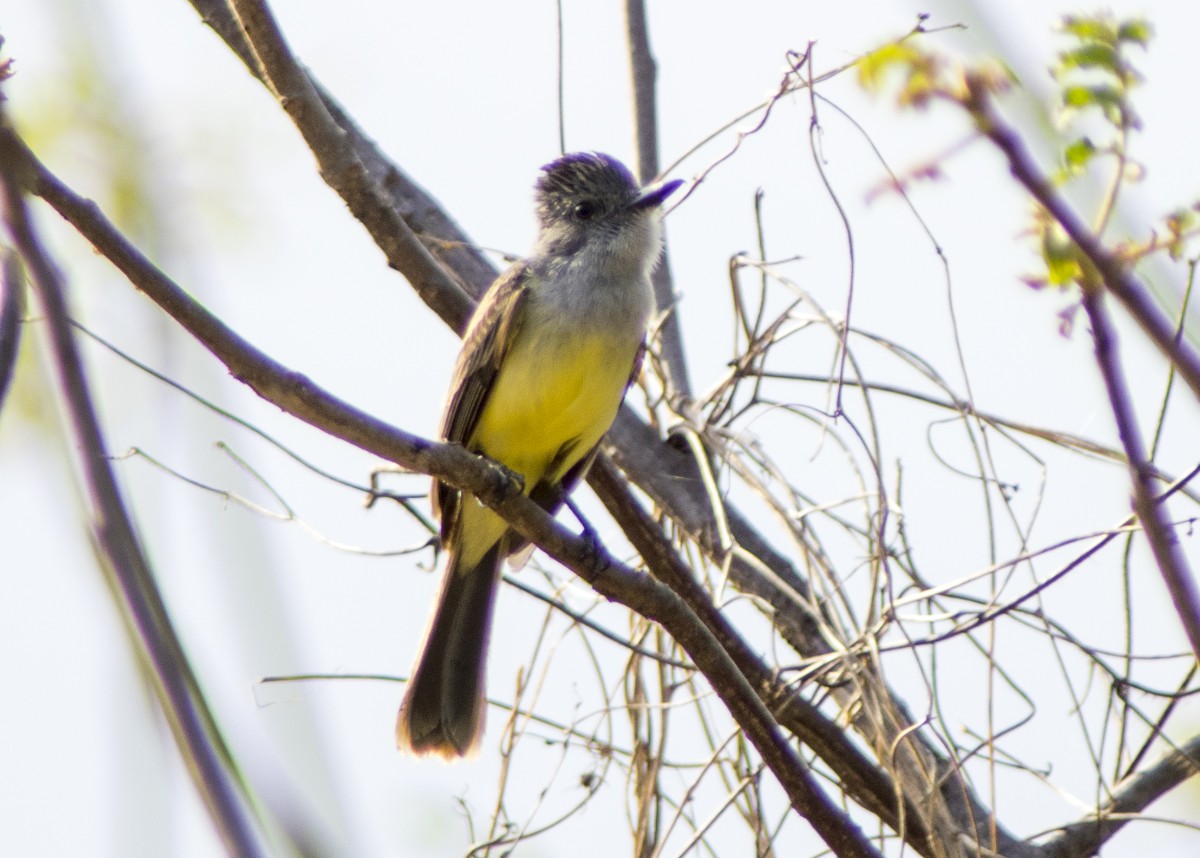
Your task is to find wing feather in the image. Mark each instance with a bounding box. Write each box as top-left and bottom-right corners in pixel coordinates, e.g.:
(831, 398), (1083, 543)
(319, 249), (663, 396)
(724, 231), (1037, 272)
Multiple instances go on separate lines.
(433, 263), (532, 542)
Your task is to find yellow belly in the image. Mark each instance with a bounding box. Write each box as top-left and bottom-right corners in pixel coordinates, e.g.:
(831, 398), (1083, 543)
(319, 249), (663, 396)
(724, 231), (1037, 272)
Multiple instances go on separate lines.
(471, 330), (636, 485)
(451, 330), (637, 569)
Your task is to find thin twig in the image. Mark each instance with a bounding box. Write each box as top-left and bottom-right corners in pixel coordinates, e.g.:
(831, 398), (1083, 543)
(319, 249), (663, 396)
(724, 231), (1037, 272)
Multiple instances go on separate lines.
(589, 457), (887, 858)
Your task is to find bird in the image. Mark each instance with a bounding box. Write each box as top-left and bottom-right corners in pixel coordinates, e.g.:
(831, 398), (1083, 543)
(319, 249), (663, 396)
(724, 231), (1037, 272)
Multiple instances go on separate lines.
(396, 152), (683, 759)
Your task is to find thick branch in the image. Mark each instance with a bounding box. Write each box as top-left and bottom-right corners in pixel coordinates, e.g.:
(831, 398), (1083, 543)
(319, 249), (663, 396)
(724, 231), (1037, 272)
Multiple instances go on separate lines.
(1040, 733), (1200, 858)
(189, 0), (498, 305)
(222, 0), (474, 331)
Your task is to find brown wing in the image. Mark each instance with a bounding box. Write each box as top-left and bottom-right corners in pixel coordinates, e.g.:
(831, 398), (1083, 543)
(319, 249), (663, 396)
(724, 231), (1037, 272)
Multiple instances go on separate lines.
(433, 262), (532, 543)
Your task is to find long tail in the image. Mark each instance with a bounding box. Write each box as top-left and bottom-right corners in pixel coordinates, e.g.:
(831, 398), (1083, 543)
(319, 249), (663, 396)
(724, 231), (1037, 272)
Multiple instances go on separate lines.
(396, 542), (504, 758)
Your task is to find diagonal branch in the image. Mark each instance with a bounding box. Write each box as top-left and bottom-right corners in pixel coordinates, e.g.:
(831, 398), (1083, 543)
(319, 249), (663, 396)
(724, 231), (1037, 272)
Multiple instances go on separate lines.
(189, 0), (498, 305)
(958, 73), (1200, 660)
(603, 410), (1035, 858)
(1039, 732), (1200, 858)
(221, 0), (474, 330)
(1079, 284), (1200, 659)
(590, 456), (939, 857)
(964, 73), (1200, 403)
(0, 122), (268, 858)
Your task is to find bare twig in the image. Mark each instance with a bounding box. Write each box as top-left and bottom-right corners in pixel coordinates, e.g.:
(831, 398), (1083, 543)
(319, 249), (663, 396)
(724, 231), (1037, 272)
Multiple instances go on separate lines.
(603, 407), (1033, 857)
(589, 457), (886, 858)
(590, 456), (948, 856)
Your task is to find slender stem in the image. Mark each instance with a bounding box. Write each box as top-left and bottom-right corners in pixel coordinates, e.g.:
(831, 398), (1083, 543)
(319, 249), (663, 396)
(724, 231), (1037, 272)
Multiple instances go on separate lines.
(1079, 285), (1200, 660)
(554, 0), (566, 155)
(625, 0), (691, 401)
(590, 457), (939, 857)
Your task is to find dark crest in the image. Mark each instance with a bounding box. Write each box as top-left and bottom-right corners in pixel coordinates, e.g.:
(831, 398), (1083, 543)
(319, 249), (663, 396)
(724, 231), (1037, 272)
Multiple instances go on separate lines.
(534, 152), (639, 227)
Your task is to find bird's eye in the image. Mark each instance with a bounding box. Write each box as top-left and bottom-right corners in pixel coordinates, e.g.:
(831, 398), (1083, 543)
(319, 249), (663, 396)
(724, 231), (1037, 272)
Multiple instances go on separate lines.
(573, 200), (598, 220)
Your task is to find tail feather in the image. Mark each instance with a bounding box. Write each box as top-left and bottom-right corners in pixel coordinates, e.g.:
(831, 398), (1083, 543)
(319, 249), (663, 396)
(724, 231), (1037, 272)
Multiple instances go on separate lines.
(396, 543), (504, 758)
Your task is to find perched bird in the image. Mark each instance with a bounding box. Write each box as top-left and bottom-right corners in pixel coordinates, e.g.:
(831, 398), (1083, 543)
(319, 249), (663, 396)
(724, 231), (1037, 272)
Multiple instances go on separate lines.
(396, 152), (683, 758)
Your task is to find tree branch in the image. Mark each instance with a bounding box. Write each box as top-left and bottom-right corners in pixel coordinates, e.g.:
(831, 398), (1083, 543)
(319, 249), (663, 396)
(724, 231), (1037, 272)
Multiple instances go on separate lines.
(185, 7), (1024, 850)
(590, 456), (938, 857)
(603, 411), (1034, 858)
(964, 73), (1200, 403)
(0, 122), (268, 858)
(624, 0), (691, 401)
(1079, 284), (1200, 658)
(189, 0), (499, 305)
(1040, 732), (1200, 858)
(221, 0), (475, 331)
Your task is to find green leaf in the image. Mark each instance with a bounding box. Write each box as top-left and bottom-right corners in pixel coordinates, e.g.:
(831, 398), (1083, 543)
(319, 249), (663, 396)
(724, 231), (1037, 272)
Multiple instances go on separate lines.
(1061, 85), (1095, 107)
(857, 43), (922, 90)
(1062, 84), (1128, 125)
(1046, 255), (1083, 286)
(1040, 217), (1083, 287)
(1058, 43), (1119, 73)
(1063, 137), (1096, 170)
(1061, 16), (1118, 45)
(1117, 19), (1153, 46)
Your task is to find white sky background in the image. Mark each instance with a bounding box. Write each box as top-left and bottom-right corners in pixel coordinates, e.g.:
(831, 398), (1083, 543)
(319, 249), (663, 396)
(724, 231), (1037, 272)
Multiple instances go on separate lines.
(2, 1), (1199, 856)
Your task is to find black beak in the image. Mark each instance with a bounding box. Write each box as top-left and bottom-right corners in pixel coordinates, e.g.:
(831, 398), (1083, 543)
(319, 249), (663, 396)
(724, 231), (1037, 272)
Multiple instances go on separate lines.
(631, 178), (684, 211)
